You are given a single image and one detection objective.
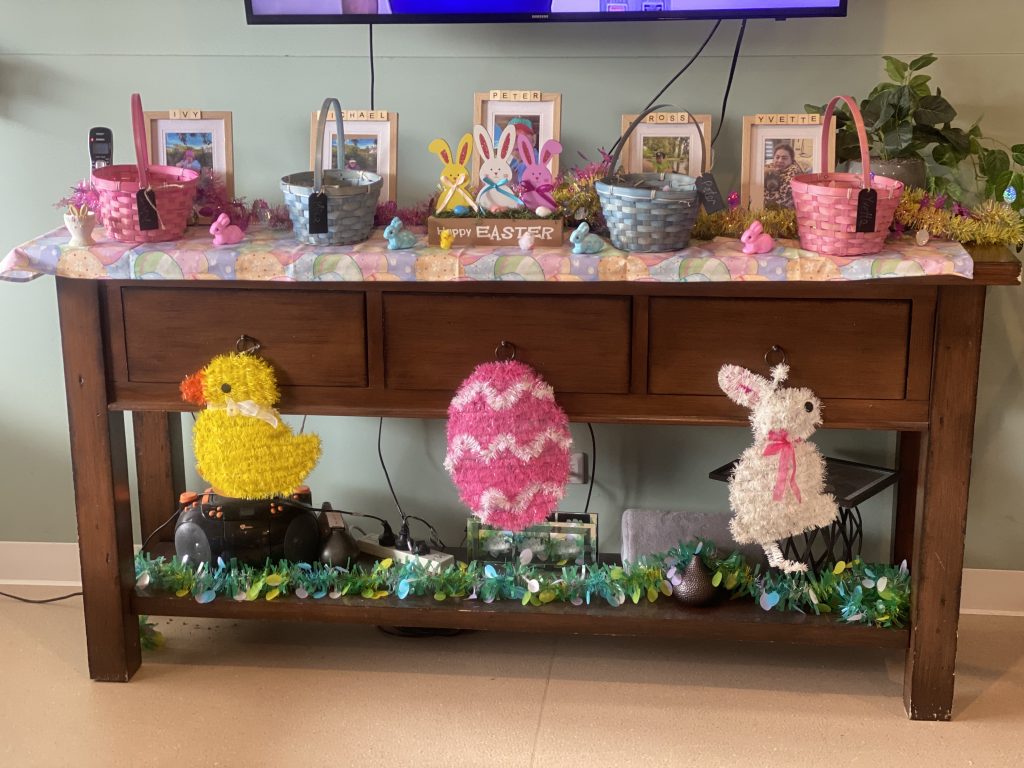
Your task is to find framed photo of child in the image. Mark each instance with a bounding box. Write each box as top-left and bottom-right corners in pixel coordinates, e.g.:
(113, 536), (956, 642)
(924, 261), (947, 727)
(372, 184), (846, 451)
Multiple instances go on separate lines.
(472, 90), (562, 186)
(741, 113), (835, 212)
(311, 109), (399, 203)
(618, 112), (712, 177)
(144, 110), (234, 198)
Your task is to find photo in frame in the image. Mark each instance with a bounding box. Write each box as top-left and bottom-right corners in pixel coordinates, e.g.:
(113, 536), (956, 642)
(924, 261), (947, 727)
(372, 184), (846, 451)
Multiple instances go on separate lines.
(311, 109), (398, 203)
(472, 90), (561, 185)
(619, 112), (712, 177)
(741, 113), (835, 211)
(144, 110), (234, 198)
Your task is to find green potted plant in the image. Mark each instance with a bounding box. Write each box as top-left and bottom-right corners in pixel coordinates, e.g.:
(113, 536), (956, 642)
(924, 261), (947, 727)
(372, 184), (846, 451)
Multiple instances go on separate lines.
(807, 54), (1024, 212)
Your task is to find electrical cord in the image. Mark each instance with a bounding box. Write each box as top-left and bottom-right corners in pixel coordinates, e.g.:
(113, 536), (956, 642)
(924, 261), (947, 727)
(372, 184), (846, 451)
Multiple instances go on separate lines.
(609, 19), (722, 157)
(711, 19), (747, 148)
(140, 508), (181, 553)
(377, 417), (405, 521)
(583, 422), (596, 516)
(0, 589), (82, 604)
(368, 24), (375, 110)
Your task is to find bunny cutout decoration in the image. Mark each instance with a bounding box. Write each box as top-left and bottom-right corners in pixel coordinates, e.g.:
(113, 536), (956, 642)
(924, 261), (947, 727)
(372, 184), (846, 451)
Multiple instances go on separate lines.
(517, 136), (562, 212)
(429, 134), (478, 214)
(718, 363), (838, 573)
(474, 123), (523, 211)
(740, 220), (775, 254)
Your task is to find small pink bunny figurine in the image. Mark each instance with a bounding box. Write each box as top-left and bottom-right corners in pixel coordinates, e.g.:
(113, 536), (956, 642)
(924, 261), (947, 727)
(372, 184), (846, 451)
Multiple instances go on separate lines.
(740, 220), (775, 254)
(210, 213), (244, 246)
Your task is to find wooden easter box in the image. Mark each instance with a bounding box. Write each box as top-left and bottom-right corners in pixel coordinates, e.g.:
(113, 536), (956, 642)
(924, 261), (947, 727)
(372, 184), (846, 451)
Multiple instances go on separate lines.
(427, 216), (564, 247)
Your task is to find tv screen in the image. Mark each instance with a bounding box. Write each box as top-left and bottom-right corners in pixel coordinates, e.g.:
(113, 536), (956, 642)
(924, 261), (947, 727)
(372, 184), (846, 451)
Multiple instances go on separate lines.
(245, 0), (846, 24)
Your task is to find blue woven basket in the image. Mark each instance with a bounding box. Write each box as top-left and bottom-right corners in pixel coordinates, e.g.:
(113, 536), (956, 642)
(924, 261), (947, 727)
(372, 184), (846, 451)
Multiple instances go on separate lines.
(281, 98), (383, 246)
(596, 105), (706, 253)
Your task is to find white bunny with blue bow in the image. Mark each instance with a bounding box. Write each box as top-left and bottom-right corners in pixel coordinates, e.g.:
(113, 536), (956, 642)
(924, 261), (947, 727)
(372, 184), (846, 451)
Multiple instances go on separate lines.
(473, 123), (523, 211)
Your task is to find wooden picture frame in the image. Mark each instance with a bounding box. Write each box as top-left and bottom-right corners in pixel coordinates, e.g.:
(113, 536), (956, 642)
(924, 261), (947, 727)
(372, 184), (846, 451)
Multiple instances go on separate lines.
(472, 90), (562, 186)
(741, 113), (835, 212)
(310, 109), (399, 203)
(144, 110), (234, 199)
(619, 112), (712, 177)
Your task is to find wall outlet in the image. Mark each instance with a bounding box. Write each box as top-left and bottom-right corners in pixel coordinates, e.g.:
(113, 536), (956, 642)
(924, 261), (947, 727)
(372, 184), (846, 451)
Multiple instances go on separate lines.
(568, 452), (589, 484)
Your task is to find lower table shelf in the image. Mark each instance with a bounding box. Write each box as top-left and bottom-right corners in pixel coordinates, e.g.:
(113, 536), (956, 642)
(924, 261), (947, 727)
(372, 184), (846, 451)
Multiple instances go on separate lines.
(132, 592), (908, 650)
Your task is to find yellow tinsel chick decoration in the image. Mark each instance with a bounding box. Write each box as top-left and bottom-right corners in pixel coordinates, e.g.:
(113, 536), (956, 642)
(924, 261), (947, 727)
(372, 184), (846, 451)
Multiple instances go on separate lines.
(180, 352), (321, 500)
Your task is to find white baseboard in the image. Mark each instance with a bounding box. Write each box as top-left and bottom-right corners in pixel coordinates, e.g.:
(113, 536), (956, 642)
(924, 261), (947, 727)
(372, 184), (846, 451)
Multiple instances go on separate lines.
(960, 568), (1024, 617)
(0, 542), (82, 587)
(2, 542), (1023, 616)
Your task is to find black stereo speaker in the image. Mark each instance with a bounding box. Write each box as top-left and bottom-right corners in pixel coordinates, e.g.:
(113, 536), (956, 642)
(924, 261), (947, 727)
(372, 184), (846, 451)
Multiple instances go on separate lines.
(173, 487), (321, 566)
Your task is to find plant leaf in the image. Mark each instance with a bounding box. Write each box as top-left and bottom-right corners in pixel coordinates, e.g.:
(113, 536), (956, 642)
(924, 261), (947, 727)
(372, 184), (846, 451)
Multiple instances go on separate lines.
(908, 74), (932, 98)
(908, 53), (937, 71)
(1012, 144), (1024, 166)
(980, 148), (1011, 179)
(883, 122), (916, 158)
(913, 95), (957, 126)
(883, 55), (909, 82)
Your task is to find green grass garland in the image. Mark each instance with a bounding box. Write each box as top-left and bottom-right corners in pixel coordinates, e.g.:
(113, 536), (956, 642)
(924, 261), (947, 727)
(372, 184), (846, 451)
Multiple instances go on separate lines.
(134, 540), (910, 629)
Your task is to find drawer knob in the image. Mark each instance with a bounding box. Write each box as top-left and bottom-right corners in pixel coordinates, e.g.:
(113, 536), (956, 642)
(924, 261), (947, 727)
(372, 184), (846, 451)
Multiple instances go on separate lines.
(495, 340), (517, 361)
(764, 344), (787, 367)
(236, 335), (262, 355)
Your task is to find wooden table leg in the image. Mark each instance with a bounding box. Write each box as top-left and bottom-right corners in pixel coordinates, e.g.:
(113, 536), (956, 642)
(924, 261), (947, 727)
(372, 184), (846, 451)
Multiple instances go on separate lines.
(133, 412), (186, 543)
(891, 431), (922, 566)
(56, 278), (140, 682)
(904, 286), (987, 720)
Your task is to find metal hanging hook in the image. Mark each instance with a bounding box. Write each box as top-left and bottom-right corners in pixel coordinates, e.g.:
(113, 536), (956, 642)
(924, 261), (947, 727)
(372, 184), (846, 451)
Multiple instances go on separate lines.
(495, 340), (517, 361)
(764, 344), (787, 367)
(236, 335), (262, 355)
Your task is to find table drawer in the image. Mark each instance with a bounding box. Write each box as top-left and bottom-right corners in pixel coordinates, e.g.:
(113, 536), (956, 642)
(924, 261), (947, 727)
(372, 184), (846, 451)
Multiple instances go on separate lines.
(383, 294), (632, 393)
(120, 287), (367, 387)
(648, 297), (911, 399)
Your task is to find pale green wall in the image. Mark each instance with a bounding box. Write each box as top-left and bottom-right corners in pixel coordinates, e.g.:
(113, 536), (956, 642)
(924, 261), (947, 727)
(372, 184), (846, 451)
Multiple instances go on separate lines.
(1, 0), (1022, 567)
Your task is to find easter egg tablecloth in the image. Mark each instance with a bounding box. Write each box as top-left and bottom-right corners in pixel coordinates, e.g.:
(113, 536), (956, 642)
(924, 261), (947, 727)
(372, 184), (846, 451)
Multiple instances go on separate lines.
(1, 225), (973, 283)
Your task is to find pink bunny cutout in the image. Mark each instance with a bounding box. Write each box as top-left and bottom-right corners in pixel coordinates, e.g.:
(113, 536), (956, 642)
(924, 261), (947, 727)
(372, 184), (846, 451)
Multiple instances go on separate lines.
(210, 213), (244, 246)
(740, 220), (775, 254)
(517, 136), (562, 212)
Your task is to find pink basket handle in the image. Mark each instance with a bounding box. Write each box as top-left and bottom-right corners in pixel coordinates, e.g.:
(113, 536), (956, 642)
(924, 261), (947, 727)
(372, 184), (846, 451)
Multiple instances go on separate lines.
(820, 94), (871, 190)
(131, 93), (150, 189)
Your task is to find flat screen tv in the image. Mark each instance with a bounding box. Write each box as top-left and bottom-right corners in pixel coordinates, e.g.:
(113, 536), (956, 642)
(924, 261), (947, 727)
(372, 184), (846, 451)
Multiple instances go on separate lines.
(245, 0), (847, 25)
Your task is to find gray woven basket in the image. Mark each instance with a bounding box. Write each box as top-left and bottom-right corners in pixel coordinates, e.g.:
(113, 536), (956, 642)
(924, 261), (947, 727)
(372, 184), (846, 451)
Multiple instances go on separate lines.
(281, 97), (383, 246)
(596, 104), (706, 253)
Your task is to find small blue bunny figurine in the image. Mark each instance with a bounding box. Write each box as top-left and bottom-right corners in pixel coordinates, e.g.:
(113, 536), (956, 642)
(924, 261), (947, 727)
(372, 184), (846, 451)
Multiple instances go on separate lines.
(383, 216), (418, 250)
(570, 222), (604, 255)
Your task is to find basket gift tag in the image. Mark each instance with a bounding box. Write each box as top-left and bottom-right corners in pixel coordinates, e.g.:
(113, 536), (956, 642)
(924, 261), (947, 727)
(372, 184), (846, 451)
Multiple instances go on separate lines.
(136, 188), (159, 231)
(856, 188), (878, 233)
(696, 172), (726, 213)
(308, 191), (329, 234)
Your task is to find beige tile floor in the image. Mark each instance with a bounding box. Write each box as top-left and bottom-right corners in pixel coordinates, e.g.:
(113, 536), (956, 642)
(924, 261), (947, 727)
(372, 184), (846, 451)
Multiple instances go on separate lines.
(1, 587), (1022, 768)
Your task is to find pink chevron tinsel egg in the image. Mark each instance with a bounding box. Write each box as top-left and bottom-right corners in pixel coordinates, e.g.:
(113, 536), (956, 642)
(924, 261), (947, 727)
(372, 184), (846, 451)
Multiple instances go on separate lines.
(445, 360), (571, 532)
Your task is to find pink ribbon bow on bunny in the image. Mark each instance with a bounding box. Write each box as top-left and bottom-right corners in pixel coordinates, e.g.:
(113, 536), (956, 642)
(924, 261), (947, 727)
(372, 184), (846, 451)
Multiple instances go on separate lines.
(762, 429), (803, 503)
(519, 180), (557, 210)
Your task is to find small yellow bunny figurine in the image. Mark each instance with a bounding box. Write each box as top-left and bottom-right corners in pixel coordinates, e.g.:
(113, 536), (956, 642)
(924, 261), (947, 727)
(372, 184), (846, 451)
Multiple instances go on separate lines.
(439, 228), (455, 250)
(429, 134), (478, 214)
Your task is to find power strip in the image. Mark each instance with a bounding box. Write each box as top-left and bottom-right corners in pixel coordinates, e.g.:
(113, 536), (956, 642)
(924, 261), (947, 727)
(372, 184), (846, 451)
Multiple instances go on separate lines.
(355, 535), (455, 573)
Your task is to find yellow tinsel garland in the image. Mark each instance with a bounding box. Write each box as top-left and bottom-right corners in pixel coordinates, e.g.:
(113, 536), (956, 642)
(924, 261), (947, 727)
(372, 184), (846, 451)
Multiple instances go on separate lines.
(894, 189), (1024, 247)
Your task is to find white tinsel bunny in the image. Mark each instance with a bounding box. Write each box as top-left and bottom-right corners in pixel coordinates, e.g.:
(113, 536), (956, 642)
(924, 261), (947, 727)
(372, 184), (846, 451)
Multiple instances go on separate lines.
(718, 363), (838, 573)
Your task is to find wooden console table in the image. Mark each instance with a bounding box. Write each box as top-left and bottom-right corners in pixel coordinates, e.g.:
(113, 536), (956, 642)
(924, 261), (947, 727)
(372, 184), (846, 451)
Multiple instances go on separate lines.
(52, 244), (1020, 721)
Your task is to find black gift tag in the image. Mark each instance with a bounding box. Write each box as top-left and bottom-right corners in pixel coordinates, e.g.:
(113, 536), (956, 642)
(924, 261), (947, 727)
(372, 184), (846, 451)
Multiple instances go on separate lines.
(696, 172), (726, 213)
(136, 189), (159, 231)
(856, 188), (878, 233)
(308, 191), (329, 235)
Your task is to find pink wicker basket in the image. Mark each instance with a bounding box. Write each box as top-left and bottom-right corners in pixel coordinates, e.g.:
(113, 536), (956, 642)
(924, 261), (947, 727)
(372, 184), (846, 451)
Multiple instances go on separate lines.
(91, 94), (199, 243)
(791, 95), (904, 257)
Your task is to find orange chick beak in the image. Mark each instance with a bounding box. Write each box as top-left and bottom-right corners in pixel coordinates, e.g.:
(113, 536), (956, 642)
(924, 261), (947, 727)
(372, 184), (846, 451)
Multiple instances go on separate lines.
(180, 371), (206, 406)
